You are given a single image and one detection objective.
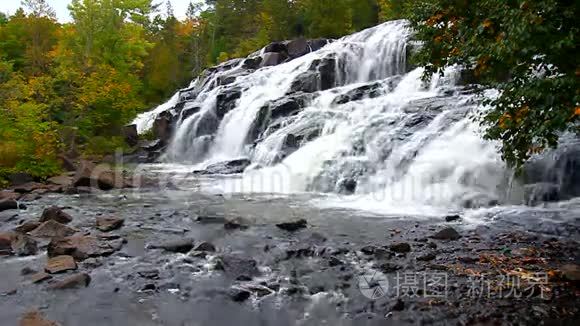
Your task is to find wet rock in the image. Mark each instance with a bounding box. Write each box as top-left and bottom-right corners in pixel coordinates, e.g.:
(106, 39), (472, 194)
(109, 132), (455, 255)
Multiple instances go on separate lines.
(242, 56), (262, 70)
(47, 235), (120, 260)
(96, 216), (124, 232)
(149, 238), (194, 253)
(153, 116), (172, 144)
(360, 245), (376, 255)
(561, 264), (580, 281)
(194, 241), (216, 252)
(13, 182), (47, 194)
(215, 88), (242, 118)
(390, 242), (411, 253)
(140, 283), (157, 292)
(31, 272), (52, 284)
(196, 215), (227, 224)
(48, 273), (91, 290)
(123, 124), (139, 147)
(286, 245), (315, 259)
(30, 220), (78, 238)
(392, 299), (405, 311)
(229, 287), (251, 302)
(20, 310), (61, 326)
(286, 38), (309, 58)
(0, 190), (20, 201)
(260, 52), (285, 67)
(72, 160), (125, 190)
(445, 214), (461, 222)
(276, 219), (307, 232)
(337, 178), (357, 194)
(14, 220), (40, 233)
(328, 256), (344, 266)
(524, 183), (561, 205)
(137, 269), (160, 280)
(417, 252), (436, 261)
(40, 206), (73, 224)
(308, 38), (330, 52)
(331, 82), (385, 105)
(0, 199), (19, 212)
(289, 71), (319, 93)
(180, 106), (201, 122)
(224, 217), (249, 230)
(0, 232), (16, 250)
(11, 233), (38, 256)
(45, 255), (77, 274)
(7, 172), (33, 186)
(431, 227), (461, 241)
(379, 262), (402, 273)
(47, 175), (72, 187)
(198, 158), (251, 175)
(215, 254), (260, 279)
(21, 267), (37, 275)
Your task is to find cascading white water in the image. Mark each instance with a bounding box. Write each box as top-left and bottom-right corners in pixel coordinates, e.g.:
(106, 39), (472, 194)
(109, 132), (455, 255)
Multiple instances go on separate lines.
(133, 20), (519, 212)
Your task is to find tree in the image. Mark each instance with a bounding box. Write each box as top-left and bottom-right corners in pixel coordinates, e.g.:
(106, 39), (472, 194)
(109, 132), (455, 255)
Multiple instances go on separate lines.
(408, 0), (579, 168)
(21, 0), (57, 19)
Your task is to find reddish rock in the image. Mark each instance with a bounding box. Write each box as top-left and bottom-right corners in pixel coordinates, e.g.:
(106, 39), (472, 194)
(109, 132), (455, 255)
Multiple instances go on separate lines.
(13, 182), (47, 194)
(31, 272), (52, 284)
(0, 232), (15, 251)
(72, 161), (126, 190)
(47, 235), (120, 260)
(19, 310), (61, 326)
(47, 273), (91, 290)
(45, 255), (77, 274)
(29, 220), (77, 238)
(0, 190), (20, 201)
(39, 206), (73, 224)
(14, 221), (42, 234)
(96, 216), (124, 232)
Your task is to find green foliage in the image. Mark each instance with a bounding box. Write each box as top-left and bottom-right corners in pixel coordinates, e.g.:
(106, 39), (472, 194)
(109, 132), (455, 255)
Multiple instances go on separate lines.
(408, 0), (579, 168)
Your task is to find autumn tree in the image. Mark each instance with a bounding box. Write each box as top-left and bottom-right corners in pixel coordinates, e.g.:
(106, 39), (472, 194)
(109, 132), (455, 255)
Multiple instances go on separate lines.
(408, 0), (579, 168)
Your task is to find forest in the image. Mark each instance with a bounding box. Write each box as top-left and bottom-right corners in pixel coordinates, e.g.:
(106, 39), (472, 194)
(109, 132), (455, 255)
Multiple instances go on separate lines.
(0, 0), (577, 183)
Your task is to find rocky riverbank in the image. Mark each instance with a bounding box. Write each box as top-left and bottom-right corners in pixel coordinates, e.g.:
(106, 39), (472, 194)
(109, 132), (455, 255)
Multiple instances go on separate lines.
(1, 180), (579, 325)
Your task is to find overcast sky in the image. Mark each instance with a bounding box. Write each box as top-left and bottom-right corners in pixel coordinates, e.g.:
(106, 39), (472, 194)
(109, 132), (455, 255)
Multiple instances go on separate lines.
(0, 0), (198, 22)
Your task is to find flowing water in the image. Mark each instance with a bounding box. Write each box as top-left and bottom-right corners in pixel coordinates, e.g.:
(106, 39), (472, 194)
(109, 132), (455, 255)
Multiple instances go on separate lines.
(132, 20), (579, 219)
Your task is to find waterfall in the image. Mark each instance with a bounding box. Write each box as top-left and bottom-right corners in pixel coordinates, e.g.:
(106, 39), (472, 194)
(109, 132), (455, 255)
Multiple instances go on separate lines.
(132, 20), (519, 211)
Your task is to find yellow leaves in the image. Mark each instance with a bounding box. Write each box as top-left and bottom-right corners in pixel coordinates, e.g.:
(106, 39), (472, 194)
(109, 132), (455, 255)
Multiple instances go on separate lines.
(426, 13), (444, 27)
(474, 55), (490, 76)
(482, 19), (493, 29)
(449, 47), (460, 56)
(575, 107), (580, 116)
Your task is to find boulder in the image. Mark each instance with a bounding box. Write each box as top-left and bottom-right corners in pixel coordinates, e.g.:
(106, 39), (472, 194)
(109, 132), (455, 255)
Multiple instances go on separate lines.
(0, 199), (18, 212)
(194, 241), (216, 252)
(19, 310), (61, 326)
(96, 216), (124, 232)
(308, 39), (331, 52)
(11, 233), (38, 256)
(264, 41), (288, 54)
(245, 105), (270, 144)
(123, 124), (139, 147)
(30, 220), (77, 238)
(13, 182), (46, 194)
(229, 287), (251, 302)
(337, 178), (357, 194)
(431, 227), (461, 241)
(242, 57), (262, 70)
(215, 88), (242, 118)
(0, 190), (20, 201)
(289, 71), (319, 93)
(45, 255), (77, 274)
(198, 159), (251, 175)
(276, 219), (307, 232)
(215, 254), (260, 279)
(0, 232), (15, 251)
(40, 206), (73, 224)
(180, 106), (201, 122)
(286, 38), (309, 58)
(57, 155), (76, 172)
(331, 82), (385, 105)
(47, 175), (72, 187)
(72, 160), (126, 190)
(148, 238), (194, 253)
(390, 242), (411, 253)
(7, 173), (33, 186)
(47, 273), (91, 290)
(14, 221), (41, 234)
(269, 98), (301, 120)
(31, 272), (52, 284)
(260, 52), (285, 67)
(153, 116), (172, 144)
(47, 235), (120, 260)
